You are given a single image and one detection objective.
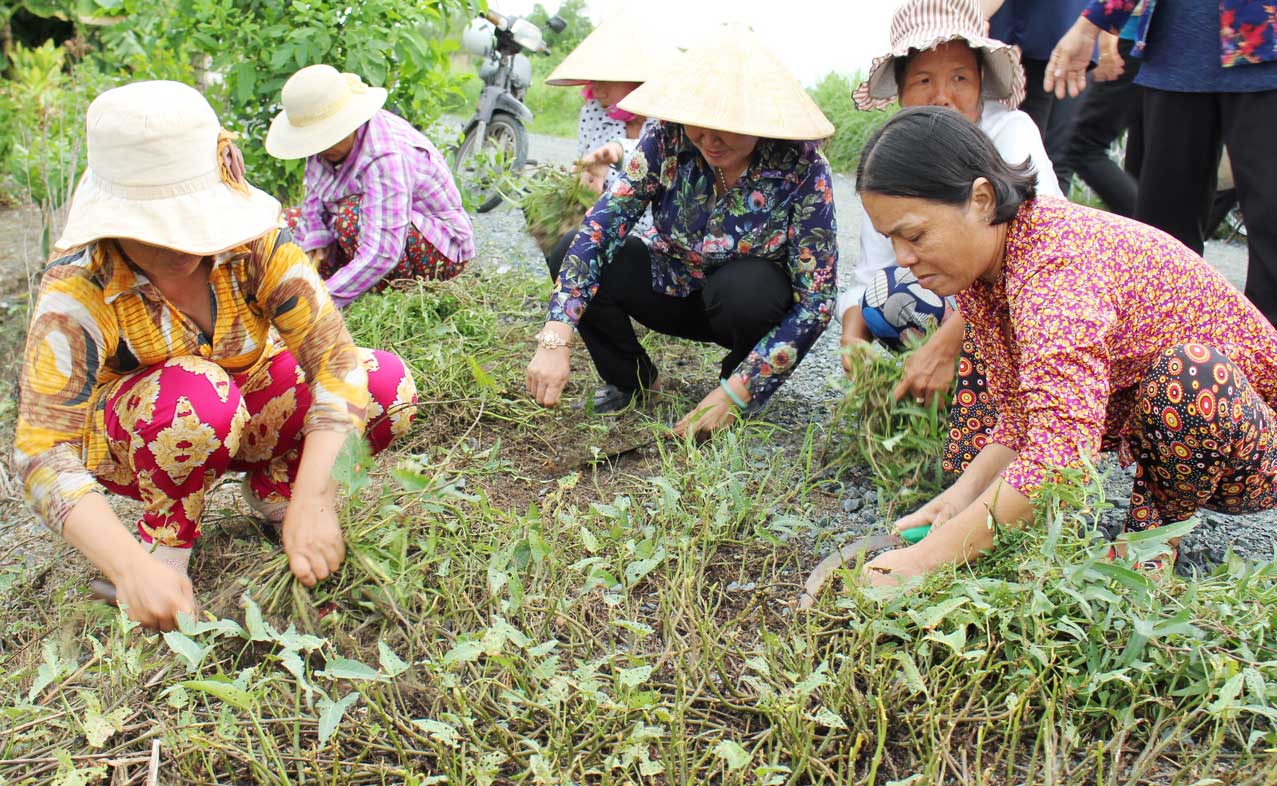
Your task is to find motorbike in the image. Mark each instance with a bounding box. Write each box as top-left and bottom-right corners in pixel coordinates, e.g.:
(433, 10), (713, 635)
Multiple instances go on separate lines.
(456, 9), (566, 212)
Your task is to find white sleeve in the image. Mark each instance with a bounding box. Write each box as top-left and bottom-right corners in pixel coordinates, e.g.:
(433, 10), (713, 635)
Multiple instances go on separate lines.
(838, 212), (897, 321)
(990, 109), (1063, 198)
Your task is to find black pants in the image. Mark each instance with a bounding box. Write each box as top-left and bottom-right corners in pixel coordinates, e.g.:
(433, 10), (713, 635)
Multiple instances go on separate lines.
(1061, 38), (1143, 217)
(1137, 88), (1277, 324)
(1019, 57), (1082, 194)
(547, 236), (792, 391)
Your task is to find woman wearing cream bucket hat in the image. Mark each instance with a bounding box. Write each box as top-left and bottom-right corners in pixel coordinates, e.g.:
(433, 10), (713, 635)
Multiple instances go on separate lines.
(269, 64), (474, 308)
(16, 80), (418, 631)
(526, 25), (838, 437)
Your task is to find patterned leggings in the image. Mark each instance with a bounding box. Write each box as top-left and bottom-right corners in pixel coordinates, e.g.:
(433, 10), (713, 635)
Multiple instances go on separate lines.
(87, 349), (417, 548)
(283, 196), (466, 289)
(946, 341), (1277, 531)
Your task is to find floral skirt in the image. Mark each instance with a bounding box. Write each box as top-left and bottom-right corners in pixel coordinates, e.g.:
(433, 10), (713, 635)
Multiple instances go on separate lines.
(86, 349), (416, 548)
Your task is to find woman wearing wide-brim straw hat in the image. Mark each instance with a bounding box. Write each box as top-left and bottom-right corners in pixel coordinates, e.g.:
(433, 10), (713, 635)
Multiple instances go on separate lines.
(836, 0), (1062, 485)
(525, 24), (838, 437)
(267, 64), (474, 308)
(15, 80), (418, 631)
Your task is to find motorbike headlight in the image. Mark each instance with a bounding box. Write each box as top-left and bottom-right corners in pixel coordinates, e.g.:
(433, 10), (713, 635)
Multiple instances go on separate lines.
(509, 18), (545, 53)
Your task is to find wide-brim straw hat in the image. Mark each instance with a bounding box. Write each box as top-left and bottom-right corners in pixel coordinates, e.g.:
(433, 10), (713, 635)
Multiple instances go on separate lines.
(853, 0), (1026, 111)
(266, 64), (387, 160)
(545, 12), (679, 86)
(617, 24), (834, 141)
(55, 80), (281, 256)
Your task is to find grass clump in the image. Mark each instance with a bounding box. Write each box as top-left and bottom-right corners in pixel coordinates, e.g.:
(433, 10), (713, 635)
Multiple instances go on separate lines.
(515, 164), (597, 257)
(807, 72), (895, 175)
(825, 341), (949, 516)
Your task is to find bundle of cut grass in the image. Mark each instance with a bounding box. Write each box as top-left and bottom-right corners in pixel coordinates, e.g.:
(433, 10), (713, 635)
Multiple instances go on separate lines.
(825, 340), (950, 515)
(518, 164), (599, 257)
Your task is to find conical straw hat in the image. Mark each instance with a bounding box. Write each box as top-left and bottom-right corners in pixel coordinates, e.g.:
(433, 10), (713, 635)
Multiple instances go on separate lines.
(546, 12), (680, 86)
(617, 24), (833, 141)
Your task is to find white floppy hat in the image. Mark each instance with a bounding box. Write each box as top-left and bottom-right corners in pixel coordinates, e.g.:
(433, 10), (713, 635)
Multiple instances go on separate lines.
(545, 12), (680, 86)
(55, 80), (282, 256)
(265, 64), (387, 160)
(617, 24), (834, 141)
(853, 0), (1026, 111)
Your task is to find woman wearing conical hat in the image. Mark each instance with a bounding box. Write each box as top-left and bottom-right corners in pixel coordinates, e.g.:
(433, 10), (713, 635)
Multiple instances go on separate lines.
(14, 81), (418, 630)
(544, 13), (677, 201)
(267, 65), (475, 308)
(525, 25), (838, 435)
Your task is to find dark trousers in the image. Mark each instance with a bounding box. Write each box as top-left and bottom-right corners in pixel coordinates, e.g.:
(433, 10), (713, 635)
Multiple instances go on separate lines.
(1062, 38), (1143, 217)
(1019, 57), (1082, 194)
(547, 236), (792, 391)
(1137, 88), (1277, 324)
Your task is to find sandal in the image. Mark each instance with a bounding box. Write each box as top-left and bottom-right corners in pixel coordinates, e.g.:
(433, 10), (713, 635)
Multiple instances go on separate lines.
(589, 384), (639, 414)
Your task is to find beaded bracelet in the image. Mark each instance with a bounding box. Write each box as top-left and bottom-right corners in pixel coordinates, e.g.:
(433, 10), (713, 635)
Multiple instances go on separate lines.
(719, 378), (747, 411)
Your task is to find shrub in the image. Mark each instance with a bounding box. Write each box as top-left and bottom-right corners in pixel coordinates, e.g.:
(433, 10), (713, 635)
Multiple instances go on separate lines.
(808, 71), (894, 175)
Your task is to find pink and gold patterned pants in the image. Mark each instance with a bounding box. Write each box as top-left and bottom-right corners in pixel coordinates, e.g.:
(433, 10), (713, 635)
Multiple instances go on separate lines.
(89, 349), (416, 548)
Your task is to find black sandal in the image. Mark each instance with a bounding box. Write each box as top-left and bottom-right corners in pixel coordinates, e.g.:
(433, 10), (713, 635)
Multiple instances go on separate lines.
(590, 384), (639, 414)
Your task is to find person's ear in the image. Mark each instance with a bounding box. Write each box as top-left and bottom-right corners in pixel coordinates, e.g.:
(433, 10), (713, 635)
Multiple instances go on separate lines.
(969, 177), (998, 224)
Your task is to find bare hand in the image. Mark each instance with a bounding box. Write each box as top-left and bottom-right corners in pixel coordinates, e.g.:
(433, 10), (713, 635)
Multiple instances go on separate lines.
(308, 246), (328, 267)
(1092, 31), (1125, 82)
(840, 335), (878, 376)
(282, 495), (345, 587)
(864, 543), (934, 588)
(526, 323), (573, 407)
(114, 559), (197, 631)
(577, 142), (623, 195)
(674, 384), (743, 439)
(1045, 18), (1102, 98)
(892, 496), (958, 536)
(892, 334), (958, 406)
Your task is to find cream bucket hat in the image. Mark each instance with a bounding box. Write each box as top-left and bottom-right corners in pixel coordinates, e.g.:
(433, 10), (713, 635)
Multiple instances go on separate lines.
(266, 64), (388, 160)
(853, 0), (1026, 111)
(55, 80), (282, 256)
(617, 24), (834, 141)
(545, 12), (680, 85)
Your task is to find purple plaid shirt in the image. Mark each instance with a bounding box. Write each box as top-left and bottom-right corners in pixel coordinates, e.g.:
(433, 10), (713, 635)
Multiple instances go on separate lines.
(297, 110), (475, 307)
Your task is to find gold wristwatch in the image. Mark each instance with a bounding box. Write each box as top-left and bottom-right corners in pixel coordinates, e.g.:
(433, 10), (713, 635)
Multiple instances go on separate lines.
(535, 330), (571, 350)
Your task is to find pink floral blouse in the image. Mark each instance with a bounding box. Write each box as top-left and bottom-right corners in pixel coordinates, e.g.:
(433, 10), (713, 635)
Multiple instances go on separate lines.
(957, 197), (1277, 496)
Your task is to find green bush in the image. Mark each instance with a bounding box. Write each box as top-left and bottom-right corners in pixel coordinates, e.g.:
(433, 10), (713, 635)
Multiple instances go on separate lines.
(808, 71), (894, 175)
(524, 0), (593, 139)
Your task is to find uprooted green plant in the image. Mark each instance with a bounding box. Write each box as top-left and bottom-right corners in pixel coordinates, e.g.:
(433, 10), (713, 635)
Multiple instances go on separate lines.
(515, 164), (597, 257)
(824, 340), (950, 516)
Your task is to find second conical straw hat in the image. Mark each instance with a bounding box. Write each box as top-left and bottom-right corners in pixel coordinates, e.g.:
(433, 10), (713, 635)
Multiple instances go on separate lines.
(617, 24), (834, 141)
(545, 13), (681, 85)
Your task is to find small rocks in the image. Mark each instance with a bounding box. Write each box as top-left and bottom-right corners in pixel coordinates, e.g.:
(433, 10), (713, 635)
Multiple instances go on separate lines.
(840, 497), (863, 514)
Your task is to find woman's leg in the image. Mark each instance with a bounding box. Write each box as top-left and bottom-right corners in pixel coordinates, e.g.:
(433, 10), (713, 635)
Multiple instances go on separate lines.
(232, 349), (418, 506)
(859, 265), (951, 349)
(942, 323), (999, 477)
(94, 358), (249, 548)
(326, 195), (465, 286)
(574, 237), (710, 392)
(1127, 344), (1277, 531)
(698, 257), (792, 380)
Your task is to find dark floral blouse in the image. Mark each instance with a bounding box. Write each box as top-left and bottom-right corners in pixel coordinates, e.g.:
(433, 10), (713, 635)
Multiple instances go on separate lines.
(548, 121), (838, 409)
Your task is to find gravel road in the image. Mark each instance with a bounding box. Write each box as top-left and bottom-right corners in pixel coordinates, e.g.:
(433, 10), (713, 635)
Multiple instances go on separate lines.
(498, 131), (1276, 572)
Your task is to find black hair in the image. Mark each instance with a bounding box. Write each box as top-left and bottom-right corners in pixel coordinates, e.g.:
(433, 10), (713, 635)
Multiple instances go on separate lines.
(892, 43), (986, 94)
(855, 105), (1036, 224)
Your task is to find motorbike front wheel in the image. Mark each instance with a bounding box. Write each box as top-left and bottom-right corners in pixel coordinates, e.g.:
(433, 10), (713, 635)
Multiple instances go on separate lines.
(454, 112), (530, 213)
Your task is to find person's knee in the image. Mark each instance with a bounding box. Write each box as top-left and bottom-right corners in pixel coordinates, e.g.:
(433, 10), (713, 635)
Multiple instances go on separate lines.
(362, 349), (417, 450)
(130, 358), (245, 476)
(704, 258), (791, 332)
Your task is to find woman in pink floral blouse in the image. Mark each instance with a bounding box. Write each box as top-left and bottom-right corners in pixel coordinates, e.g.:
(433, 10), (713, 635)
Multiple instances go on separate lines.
(844, 106), (1277, 586)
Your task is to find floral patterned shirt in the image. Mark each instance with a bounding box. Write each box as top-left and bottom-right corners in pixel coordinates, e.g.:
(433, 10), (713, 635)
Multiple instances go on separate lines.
(1084, 0), (1277, 67)
(14, 228), (370, 534)
(549, 122), (838, 409)
(957, 197), (1277, 497)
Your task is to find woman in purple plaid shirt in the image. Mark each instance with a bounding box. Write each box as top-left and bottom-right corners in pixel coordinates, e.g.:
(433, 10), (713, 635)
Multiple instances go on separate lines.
(268, 65), (475, 308)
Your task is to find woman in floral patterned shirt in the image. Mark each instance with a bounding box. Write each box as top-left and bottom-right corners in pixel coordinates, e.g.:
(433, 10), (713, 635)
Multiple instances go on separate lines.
(833, 106), (1277, 587)
(525, 26), (838, 436)
(14, 82), (417, 630)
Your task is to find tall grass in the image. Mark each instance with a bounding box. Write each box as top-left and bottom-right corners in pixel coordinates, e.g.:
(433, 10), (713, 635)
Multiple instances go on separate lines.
(807, 71), (895, 175)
